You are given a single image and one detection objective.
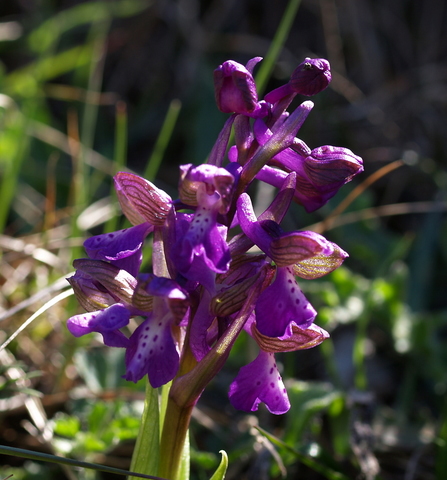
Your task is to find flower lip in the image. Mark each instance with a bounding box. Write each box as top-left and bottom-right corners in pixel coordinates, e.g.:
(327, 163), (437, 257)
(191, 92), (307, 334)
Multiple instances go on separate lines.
(228, 350), (290, 414)
(255, 266), (317, 338)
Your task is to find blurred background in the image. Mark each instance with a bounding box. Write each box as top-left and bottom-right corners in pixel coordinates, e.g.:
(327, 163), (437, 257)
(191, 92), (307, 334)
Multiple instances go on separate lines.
(0, 0), (446, 479)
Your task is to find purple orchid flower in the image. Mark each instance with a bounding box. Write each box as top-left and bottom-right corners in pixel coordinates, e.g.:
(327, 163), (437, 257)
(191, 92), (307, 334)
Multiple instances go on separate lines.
(124, 275), (189, 387)
(237, 192), (347, 337)
(67, 224), (152, 348)
(253, 118), (364, 212)
(171, 164), (234, 289)
(228, 318), (329, 414)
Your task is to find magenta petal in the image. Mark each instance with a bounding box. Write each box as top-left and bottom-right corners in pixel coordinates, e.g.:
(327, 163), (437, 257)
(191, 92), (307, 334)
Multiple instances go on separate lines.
(245, 56), (263, 74)
(229, 350), (290, 414)
(264, 83), (294, 105)
(124, 318), (179, 388)
(67, 304), (130, 348)
(237, 193), (273, 254)
(255, 266), (316, 338)
(84, 223), (153, 276)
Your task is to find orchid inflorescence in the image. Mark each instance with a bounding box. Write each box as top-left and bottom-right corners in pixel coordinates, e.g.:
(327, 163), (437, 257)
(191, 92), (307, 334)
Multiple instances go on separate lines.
(67, 57), (363, 416)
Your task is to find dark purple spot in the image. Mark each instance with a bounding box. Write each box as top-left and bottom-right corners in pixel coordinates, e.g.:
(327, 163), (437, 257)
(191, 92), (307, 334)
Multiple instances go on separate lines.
(153, 335), (158, 342)
(108, 233), (114, 238)
(137, 354), (142, 359)
(288, 279), (293, 283)
(296, 299), (300, 305)
(144, 335), (148, 339)
(142, 342), (147, 347)
(270, 382), (275, 388)
(269, 368), (274, 374)
(291, 288), (295, 293)
(256, 381), (261, 386)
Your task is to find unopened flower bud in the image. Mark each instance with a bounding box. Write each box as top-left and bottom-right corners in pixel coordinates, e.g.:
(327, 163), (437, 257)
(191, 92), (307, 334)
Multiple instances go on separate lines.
(214, 59), (268, 117)
(304, 146), (363, 188)
(289, 58), (331, 96)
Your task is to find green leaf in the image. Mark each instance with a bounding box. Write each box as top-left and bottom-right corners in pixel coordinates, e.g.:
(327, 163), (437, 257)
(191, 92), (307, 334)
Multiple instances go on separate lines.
(88, 401), (109, 434)
(284, 381), (343, 444)
(83, 432), (106, 452)
(28, 0), (150, 53)
(4, 45), (93, 97)
(256, 427), (350, 480)
(53, 414), (81, 438)
(209, 450), (228, 480)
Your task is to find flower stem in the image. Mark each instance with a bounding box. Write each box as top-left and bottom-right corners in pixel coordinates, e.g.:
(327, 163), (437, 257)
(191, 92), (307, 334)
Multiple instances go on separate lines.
(158, 400), (194, 480)
(128, 381), (160, 480)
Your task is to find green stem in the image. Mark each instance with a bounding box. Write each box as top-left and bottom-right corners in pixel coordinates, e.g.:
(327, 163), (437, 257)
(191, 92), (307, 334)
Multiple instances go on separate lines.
(158, 401), (194, 480)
